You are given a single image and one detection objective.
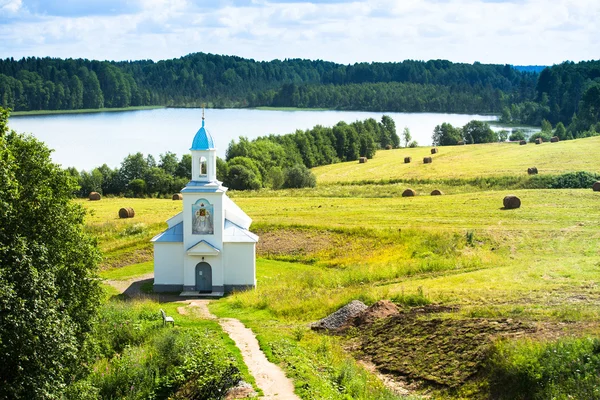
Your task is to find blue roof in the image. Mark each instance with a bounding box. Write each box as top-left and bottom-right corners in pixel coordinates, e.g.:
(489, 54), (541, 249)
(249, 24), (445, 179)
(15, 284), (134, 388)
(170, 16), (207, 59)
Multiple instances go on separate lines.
(151, 221), (183, 242)
(190, 119), (215, 150)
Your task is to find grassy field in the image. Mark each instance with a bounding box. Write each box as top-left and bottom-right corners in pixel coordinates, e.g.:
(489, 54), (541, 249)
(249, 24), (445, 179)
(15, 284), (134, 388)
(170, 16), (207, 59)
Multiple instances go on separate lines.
(83, 136), (600, 398)
(313, 136), (600, 183)
(10, 105), (164, 116)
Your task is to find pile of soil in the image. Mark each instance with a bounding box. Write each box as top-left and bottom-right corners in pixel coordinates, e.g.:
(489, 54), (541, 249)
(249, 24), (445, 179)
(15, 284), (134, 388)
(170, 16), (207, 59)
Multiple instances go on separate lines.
(353, 310), (534, 387)
(352, 300), (400, 326)
(311, 300), (368, 331)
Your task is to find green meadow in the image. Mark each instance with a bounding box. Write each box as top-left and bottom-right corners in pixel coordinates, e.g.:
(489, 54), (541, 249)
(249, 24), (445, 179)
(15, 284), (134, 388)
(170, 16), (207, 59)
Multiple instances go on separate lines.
(313, 136), (600, 183)
(83, 136), (600, 399)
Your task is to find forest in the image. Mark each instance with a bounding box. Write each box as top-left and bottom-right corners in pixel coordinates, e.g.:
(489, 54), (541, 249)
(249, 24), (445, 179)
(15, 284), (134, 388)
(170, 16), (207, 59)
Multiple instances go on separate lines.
(1, 53), (598, 139)
(69, 115), (399, 196)
(0, 53), (534, 113)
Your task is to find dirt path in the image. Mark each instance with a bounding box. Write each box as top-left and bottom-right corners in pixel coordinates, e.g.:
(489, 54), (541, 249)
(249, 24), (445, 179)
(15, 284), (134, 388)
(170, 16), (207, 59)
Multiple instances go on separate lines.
(186, 300), (299, 400)
(105, 277), (299, 399)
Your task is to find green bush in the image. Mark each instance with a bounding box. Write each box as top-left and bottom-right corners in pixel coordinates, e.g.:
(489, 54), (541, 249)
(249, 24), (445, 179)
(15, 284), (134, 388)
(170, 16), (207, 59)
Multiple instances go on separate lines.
(487, 337), (600, 399)
(528, 131), (552, 143)
(509, 130), (525, 141)
(76, 301), (241, 400)
(283, 164), (317, 189)
(551, 171), (600, 189)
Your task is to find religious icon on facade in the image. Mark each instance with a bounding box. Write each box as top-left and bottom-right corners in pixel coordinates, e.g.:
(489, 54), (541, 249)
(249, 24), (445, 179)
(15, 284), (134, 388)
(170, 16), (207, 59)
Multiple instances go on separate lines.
(192, 198), (214, 234)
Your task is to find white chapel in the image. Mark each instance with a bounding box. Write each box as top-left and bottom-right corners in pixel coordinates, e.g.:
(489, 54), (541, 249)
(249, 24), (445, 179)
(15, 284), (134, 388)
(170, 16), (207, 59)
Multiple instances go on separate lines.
(151, 115), (258, 294)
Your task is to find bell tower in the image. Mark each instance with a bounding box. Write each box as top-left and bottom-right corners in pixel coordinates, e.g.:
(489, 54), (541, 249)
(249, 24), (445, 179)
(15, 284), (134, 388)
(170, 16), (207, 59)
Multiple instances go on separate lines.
(190, 108), (219, 185)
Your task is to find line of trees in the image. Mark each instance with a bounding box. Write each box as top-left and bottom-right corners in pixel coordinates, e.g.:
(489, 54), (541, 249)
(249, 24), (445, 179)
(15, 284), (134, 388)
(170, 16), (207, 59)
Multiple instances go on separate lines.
(0, 53), (536, 113)
(69, 116), (399, 195)
(432, 120), (499, 146)
(501, 60), (600, 139)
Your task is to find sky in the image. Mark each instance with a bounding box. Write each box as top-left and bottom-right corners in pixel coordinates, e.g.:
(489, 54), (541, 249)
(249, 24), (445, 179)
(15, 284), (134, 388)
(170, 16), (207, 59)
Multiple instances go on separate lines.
(0, 0), (598, 66)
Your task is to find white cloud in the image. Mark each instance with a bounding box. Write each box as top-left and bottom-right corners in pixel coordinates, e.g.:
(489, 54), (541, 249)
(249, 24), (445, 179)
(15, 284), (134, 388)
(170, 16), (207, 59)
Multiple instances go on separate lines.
(0, 0), (597, 65)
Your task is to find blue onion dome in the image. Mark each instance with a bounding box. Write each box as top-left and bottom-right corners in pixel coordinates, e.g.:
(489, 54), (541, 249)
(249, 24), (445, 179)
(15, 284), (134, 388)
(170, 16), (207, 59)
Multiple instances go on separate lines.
(190, 119), (215, 150)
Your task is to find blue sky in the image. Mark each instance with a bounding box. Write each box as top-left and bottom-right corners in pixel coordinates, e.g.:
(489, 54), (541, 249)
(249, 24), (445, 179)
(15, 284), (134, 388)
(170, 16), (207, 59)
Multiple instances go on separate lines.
(0, 0), (597, 65)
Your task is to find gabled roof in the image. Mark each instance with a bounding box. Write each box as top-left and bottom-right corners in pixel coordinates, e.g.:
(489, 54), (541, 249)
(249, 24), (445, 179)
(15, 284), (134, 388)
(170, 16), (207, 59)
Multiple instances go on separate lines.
(166, 212), (183, 228)
(190, 119), (215, 150)
(151, 221), (183, 242)
(223, 219), (259, 243)
(223, 196), (252, 229)
(187, 240), (221, 255)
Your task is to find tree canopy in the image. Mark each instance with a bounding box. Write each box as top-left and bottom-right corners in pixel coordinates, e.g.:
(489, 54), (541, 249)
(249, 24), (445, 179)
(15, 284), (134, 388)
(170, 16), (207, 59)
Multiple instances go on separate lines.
(0, 107), (101, 398)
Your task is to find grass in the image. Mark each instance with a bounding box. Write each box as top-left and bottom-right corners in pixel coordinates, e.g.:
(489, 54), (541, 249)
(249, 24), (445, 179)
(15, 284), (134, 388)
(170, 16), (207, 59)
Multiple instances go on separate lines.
(80, 135), (600, 399)
(313, 136), (600, 183)
(10, 105), (164, 117)
(100, 261), (153, 280)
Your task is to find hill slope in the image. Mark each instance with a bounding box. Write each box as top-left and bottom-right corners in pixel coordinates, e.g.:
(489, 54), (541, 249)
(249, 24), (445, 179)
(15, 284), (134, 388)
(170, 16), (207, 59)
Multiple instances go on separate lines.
(313, 136), (600, 184)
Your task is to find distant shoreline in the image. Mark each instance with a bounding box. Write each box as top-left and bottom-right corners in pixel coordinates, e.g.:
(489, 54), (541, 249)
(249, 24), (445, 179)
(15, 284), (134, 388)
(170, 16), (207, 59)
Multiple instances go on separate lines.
(10, 105), (165, 117)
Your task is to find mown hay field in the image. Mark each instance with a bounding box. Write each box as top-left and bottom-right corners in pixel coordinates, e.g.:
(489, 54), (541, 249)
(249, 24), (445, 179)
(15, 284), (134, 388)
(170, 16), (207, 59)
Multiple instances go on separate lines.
(313, 136), (600, 183)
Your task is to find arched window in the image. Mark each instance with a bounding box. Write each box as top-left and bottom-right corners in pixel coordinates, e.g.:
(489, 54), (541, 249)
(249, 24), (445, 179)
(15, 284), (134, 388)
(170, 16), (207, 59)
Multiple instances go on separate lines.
(199, 157), (207, 177)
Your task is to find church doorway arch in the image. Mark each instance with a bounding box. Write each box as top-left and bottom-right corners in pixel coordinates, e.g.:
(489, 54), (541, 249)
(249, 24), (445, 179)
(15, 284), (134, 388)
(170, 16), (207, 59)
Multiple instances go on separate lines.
(195, 262), (212, 292)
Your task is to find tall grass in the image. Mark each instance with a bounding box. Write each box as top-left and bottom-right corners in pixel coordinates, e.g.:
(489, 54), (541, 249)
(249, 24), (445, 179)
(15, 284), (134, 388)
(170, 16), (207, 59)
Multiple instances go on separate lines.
(487, 337), (600, 399)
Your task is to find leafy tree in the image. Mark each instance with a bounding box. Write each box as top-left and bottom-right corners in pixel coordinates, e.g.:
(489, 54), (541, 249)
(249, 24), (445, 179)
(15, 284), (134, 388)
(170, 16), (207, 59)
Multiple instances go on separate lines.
(554, 122), (567, 140)
(158, 151), (179, 176)
(128, 178), (147, 197)
(119, 152), (149, 183)
(509, 130), (526, 141)
(462, 120), (497, 144)
(216, 157), (228, 182)
(224, 157), (262, 190)
(283, 164), (317, 189)
(402, 127), (412, 148)
(381, 115), (399, 148)
(175, 154), (192, 179)
(541, 119), (553, 133)
(265, 166), (285, 190)
(0, 108), (101, 398)
(497, 130), (509, 142)
(500, 106), (512, 123)
(432, 123), (462, 146)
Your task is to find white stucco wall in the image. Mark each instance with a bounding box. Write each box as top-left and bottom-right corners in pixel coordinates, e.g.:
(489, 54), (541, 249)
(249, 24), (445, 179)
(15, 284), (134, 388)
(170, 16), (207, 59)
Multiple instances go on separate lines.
(223, 243), (256, 286)
(154, 243), (184, 285)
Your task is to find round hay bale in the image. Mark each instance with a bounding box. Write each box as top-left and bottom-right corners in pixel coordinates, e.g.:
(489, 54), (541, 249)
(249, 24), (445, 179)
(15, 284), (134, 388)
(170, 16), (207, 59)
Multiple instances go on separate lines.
(359, 157), (367, 164)
(519, 140), (527, 145)
(172, 193), (183, 200)
(535, 138), (542, 145)
(385, 144), (393, 150)
(119, 207), (135, 219)
(458, 140), (465, 145)
(527, 167), (538, 175)
(593, 181), (600, 192)
(402, 188), (416, 197)
(431, 148), (439, 154)
(551, 136), (559, 143)
(423, 157), (433, 164)
(404, 157), (412, 163)
(503, 195), (521, 209)
(89, 192), (101, 201)
(430, 189), (444, 196)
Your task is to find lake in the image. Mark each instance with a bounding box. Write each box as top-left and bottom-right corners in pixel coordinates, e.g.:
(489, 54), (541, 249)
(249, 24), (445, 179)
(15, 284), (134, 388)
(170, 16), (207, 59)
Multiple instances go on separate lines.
(9, 108), (499, 171)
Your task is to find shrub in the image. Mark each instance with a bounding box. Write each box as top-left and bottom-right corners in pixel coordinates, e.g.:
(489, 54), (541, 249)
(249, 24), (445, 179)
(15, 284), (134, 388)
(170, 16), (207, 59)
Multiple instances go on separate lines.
(509, 130), (525, 141)
(283, 164), (316, 189)
(225, 157), (263, 190)
(528, 131), (552, 143)
(551, 171), (600, 189)
(487, 337), (600, 399)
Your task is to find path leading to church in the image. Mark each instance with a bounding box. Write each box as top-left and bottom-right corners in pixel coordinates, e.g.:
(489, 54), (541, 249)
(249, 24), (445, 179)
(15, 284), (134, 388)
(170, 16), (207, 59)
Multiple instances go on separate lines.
(185, 300), (300, 400)
(104, 277), (299, 399)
